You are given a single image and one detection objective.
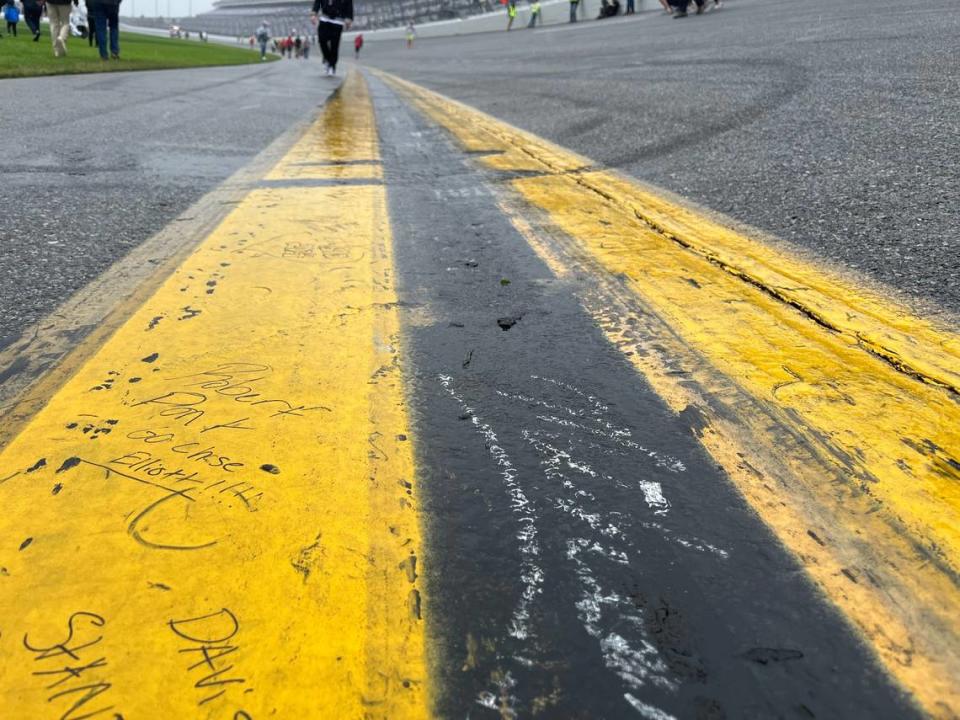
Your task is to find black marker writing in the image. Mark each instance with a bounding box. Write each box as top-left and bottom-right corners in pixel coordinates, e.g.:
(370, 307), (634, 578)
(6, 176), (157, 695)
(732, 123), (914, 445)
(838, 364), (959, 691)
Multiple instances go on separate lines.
(22, 612), (118, 720)
(169, 608), (249, 707)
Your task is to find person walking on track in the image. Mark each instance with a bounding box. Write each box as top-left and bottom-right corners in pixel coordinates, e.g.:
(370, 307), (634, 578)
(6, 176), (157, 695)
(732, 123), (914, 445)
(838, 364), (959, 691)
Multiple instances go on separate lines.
(45, 0), (74, 56)
(569, 0), (579, 23)
(22, 0), (42, 39)
(84, 0), (96, 47)
(92, 0), (122, 59)
(527, 0), (540, 27)
(311, 0), (352, 76)
(255, 20), (270, 60)
(354, 32), (363, 59)
(4, 0), (19, 37)
(506, 0), (516, 30)
(671, 0), (704, 16)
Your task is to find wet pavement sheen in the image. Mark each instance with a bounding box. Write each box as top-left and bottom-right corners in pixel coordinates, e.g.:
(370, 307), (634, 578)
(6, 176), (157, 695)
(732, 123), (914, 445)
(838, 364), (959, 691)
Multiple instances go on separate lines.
(370, 75), (916, 719)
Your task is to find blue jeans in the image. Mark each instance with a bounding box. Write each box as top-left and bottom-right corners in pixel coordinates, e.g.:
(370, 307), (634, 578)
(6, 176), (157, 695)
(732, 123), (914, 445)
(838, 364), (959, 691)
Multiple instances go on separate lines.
(569, 0), (578, 21)
(93, 3), (119, 59)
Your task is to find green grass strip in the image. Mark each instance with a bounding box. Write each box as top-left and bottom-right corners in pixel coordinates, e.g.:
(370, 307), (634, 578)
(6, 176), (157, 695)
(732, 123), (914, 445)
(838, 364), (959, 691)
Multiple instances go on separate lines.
(0, 27), (273, 78)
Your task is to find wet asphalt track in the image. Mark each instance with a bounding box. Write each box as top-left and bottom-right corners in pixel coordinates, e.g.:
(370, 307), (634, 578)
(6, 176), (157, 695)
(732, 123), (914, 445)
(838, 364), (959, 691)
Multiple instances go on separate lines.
(0, 59), (335, 349)
(371, 74), (917, 718)
(362, 0), (960, 321)
(3, 0), (957, 348)
(0, 3), (956, 715)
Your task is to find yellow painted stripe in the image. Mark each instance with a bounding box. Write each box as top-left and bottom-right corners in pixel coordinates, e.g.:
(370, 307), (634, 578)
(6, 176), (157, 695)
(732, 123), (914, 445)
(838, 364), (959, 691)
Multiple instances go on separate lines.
(266, 96), (383, 181)
(380, 72), (960, 717)
(0, 72), (429, 719)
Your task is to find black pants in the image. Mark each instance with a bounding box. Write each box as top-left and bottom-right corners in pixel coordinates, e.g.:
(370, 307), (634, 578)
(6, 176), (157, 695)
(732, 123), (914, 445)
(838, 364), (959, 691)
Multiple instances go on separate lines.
(24, 7), (41, 35)
(317, 21), (343, 70)
(6, 21), (16, 36)
(671, 0), (704, 10)
(86, 5), (96, 46)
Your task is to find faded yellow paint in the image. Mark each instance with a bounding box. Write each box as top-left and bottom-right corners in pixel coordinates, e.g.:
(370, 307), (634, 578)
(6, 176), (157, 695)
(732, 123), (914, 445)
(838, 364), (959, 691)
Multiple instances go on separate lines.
(0, 72), (429, 719)
(266, 90), (384, 182)
(381, 72), (960, 717)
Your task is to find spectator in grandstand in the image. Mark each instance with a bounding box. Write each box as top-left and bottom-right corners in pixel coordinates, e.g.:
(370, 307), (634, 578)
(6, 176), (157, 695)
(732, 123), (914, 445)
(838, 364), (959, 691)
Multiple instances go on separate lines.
(255, 20), (269, 60)
(4, 0), (19, 37)
(527, 0), (540, 27)
(405, 21), (414, 48)
(354, 32), (362, 59)
(46, 0), (74, 56)
(311, 0), (352, 76)
(22, 0), (42, 40)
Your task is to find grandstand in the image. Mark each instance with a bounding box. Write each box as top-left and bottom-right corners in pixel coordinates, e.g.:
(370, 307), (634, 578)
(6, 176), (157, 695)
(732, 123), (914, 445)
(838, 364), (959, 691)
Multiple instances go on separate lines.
(166, 0), (494, 37)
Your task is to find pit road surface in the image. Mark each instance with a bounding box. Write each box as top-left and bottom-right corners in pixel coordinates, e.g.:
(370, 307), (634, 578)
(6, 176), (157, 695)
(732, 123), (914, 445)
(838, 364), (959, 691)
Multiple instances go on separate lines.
(0, 1), (958, 718)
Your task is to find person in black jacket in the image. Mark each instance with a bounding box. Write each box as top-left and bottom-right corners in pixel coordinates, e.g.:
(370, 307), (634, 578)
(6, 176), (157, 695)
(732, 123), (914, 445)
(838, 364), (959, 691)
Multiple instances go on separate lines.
(310, 0), (352, 76)
(22, 0), (42, 40)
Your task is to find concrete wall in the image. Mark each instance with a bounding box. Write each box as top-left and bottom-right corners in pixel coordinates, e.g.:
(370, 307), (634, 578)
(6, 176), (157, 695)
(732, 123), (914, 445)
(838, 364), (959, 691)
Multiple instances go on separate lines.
(345, 0), (663, 41)
(124, 0), (665, 47)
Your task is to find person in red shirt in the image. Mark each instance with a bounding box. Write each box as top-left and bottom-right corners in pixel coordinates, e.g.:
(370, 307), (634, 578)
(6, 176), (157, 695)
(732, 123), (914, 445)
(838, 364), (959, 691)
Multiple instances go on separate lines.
(354, 32), (363, 59)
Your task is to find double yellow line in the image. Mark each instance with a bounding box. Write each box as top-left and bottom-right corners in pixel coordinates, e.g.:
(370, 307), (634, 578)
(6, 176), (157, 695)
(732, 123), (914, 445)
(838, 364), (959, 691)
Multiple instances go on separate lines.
(0, 74), (428, 718)
(382, 71), (960, 718)
(1, 66), (958, 718)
